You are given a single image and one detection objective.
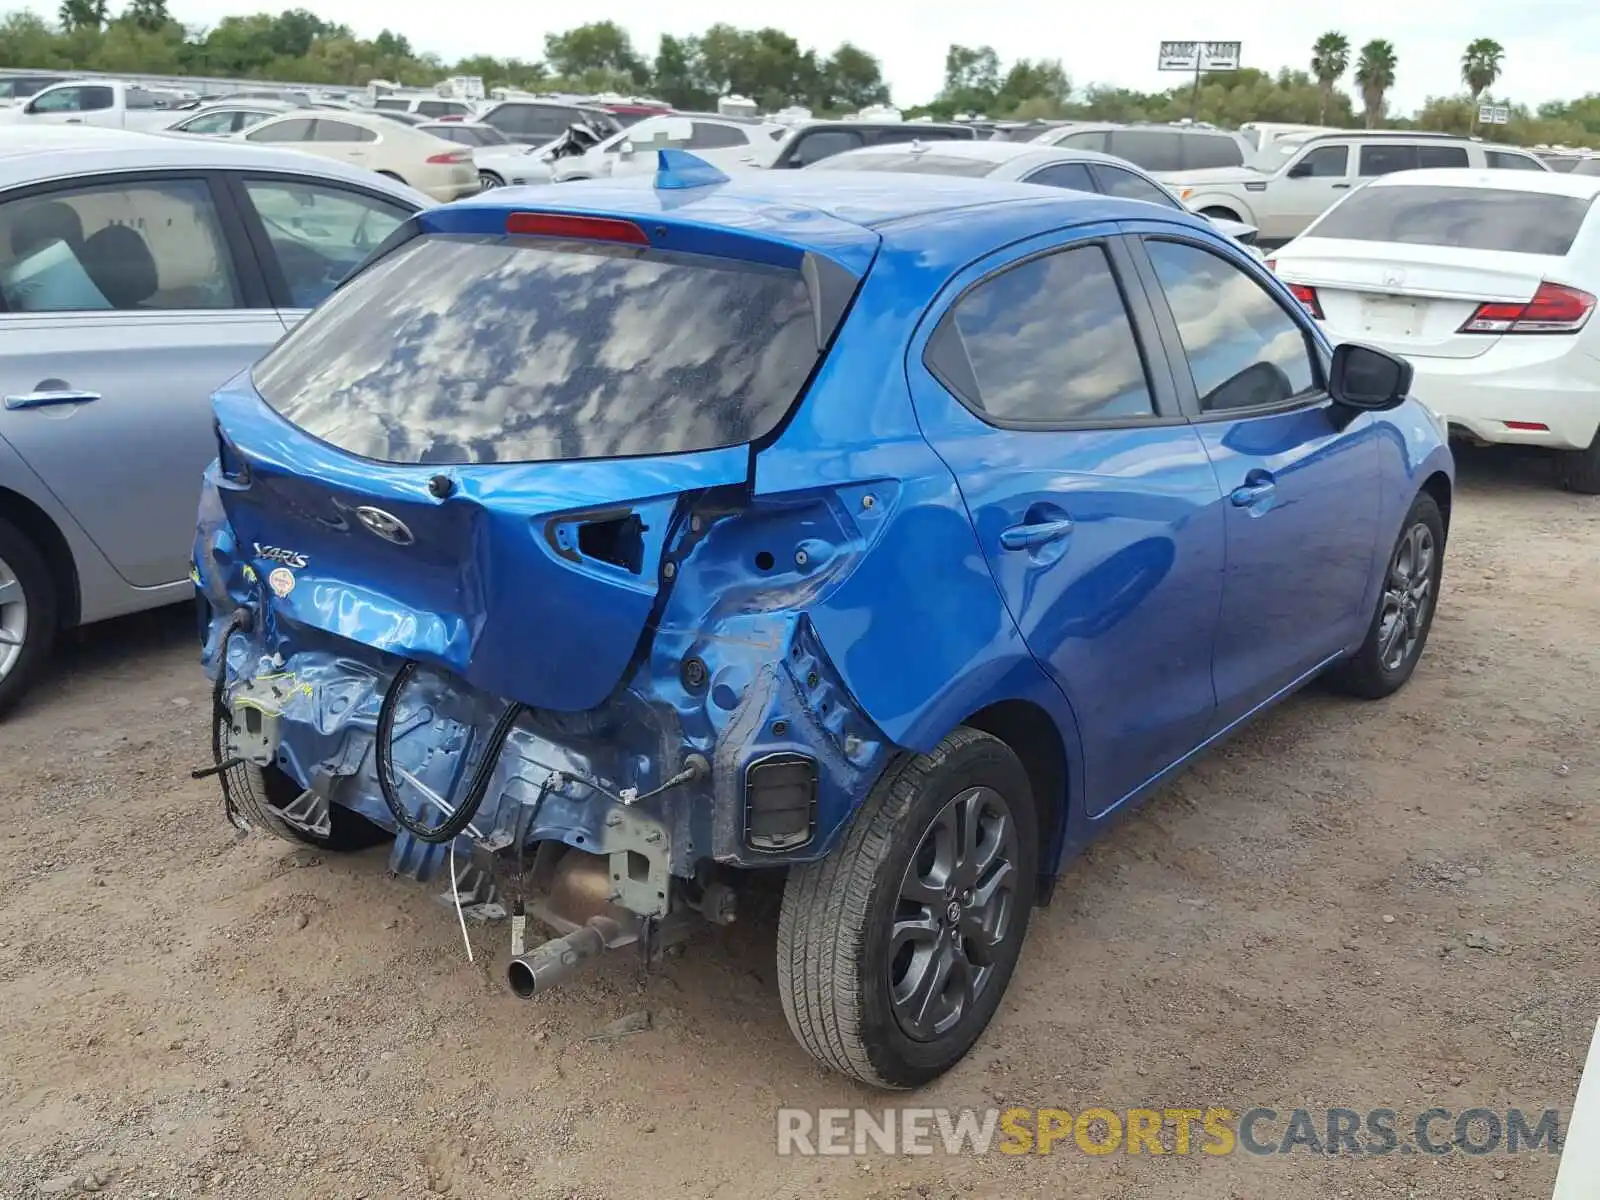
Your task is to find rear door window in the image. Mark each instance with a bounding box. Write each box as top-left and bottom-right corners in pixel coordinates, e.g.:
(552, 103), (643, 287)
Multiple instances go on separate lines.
(1182, 134), (1245, 170)
(312, 120), (376, 143)
(1023, 162), (1096, 192)
(1485, 150), (1545, 170)
(241, 179), (413, 308)
(928, 243), (1156, 424)
(791, 130), (864, 166)
(1306, 185), (1590, 255)
(247, 117), (315, 143)
(1092, 164), (1182, 208)
(1359, 143), (1420, 176)
(1106, 130), (1185, 172)
(1417, 144), (1468, 168)
(1055, 130), (1107, 153)
(689, 122), (747, 149)
(253, 234), (826, 465)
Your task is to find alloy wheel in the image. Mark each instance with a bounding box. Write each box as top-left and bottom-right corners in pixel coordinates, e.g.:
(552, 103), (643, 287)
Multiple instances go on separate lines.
(1378, 521), (1435, 672)
(889, 786), (1020, 1042)
(0, 552), (28, 683)
(478, 172), (501, 191)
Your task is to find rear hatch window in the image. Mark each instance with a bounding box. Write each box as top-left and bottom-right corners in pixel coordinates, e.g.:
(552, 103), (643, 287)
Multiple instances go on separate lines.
(253, 233), (822, 465)
(1309, 185), (1591, 255)
(808, 152), (994, 177)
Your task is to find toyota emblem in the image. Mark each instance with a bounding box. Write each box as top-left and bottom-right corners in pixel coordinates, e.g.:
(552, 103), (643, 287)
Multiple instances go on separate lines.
(354, 506), (414, 546)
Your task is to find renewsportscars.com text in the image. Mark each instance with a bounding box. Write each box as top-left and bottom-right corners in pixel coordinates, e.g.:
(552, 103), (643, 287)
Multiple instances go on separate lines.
(776, 1106), (1564, 1157)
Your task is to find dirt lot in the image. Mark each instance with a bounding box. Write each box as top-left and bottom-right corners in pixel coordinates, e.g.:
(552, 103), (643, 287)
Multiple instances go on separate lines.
(0, 448), (1594, 1200)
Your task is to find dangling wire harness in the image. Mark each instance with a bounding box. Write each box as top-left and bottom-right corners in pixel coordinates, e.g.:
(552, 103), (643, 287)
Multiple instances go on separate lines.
(374, 660), (529, 845)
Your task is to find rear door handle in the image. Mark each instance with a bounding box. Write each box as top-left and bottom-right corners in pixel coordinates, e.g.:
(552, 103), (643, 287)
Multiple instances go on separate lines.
(1331, 183), (1351, 189)
(5, 389), (101, 410)
(1230, 481), (1276, 506)
(1000, 518), (1075, 551)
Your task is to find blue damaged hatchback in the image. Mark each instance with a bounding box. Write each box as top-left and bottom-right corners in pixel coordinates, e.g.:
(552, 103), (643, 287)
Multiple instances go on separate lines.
(193, 152), (1454, 1088)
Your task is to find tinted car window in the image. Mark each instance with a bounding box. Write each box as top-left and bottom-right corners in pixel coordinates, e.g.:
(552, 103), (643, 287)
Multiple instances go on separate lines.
(254, 235), (823, 465)
(0, 179), (239, 313)
(1307, 185), (1589, 255)
(1145, 239), (1315, 413)
(935, 243), (1154, 423)
(1485, 150), (1545, 170)
(243, 180), (411, 308)
(1542, 156), (1580, 173)
(416, 101), (461, 118)
(313, 119), (376, 143)
(1572, 159), (1600, 177)
(1024, 162), (1096, 192)
(870, 126), (970, 146)
(1055, 130), (1107, 152)
(1092, 165), (1181, 208)
(791, 130), (864, 166)
(1183, 133), (1245, 169)
(1295, 145), (1349, 176)
(1359, 143), (1419, 176)
(690, 122), (747, 149)
(247, 117), (315, 143)
(177, 110), (242, 135)
(1107, 130), (1185, 173)
(1417, 144), (1468, 168)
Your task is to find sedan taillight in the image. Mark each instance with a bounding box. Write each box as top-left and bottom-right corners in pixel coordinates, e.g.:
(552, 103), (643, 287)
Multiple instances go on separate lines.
(1286, 282), (1323, 319)
(1458, 281), (1596, 334)
(427, 150), (472, 164)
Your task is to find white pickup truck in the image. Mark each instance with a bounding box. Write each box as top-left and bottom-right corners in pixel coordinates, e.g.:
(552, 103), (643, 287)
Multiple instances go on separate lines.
(0, 79), (188, 132)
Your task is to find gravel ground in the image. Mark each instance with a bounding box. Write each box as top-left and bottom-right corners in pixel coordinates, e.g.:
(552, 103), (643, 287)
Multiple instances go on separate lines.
(0, 448), (1594, 1200)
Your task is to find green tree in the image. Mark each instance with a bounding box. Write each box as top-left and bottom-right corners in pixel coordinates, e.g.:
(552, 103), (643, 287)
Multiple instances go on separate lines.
(995, 59), (1071, 117)
(58, 0), (107, 31)
(123, 0), (168, 32)
(1354, 38), (1398, 128)
(544, 20), (647, 87)
(940, 43), (1001, 113)
(1310, 31), (1350, 124)
(820, 42), (889, 112)
(652, 34), (710, 109)
(1461, 37), (1504, 129)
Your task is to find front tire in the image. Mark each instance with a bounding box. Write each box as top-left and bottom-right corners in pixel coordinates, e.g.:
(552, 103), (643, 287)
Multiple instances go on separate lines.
(1326, 492), (1445, 699)
(0, 516), (57, 718)
(777, 727), (1037, 1088)
(1558, 431), (1600, 494)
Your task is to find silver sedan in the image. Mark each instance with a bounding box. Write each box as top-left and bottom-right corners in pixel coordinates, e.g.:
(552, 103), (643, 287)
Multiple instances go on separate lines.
(804, 138), (1265, 253)
(0, 126), (432, 713)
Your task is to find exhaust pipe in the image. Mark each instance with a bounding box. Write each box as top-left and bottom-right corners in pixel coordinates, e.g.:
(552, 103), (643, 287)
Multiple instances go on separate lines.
(506, 916), (622, 999)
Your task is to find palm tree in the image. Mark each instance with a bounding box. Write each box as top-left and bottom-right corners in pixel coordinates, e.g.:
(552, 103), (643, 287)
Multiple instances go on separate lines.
(1461, 38), (1505, 130)
(1310, 32), (1351, 125)
(1354, 39), (1398, 129)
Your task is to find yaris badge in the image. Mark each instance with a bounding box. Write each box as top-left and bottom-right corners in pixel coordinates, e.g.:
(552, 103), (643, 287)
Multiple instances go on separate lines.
(354, 506), (414, 546)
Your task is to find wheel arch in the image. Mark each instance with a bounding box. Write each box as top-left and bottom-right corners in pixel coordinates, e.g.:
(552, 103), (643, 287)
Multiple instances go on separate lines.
(0, 486), (80, 629)
(1420, 469), (1452, 544)
(960, 697), (1073, 906)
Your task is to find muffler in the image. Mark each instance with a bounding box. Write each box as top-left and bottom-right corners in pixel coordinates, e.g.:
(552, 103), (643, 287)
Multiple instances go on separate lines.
(506, 916), (622, 998)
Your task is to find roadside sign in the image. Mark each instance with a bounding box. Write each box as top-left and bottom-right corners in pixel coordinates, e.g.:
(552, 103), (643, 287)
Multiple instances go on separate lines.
(1159, 41), (1243, 72)
(1478, 103), (1510, 125)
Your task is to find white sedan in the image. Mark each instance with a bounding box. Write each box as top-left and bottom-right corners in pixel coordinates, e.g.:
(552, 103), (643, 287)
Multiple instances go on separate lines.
(1268, 168), (1600, 492)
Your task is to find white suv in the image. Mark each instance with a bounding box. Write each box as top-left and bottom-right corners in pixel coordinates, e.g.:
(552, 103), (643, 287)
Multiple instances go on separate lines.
(1163, 132), (1548, 246)
(550, 114), (785, 182)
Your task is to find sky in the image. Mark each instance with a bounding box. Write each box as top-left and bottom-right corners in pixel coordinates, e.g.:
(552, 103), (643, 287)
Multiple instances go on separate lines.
(22, 0), (1600, 112)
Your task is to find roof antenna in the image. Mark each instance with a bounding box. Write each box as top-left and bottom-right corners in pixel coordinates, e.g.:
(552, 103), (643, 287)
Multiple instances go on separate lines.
(654, 148), (731, 190)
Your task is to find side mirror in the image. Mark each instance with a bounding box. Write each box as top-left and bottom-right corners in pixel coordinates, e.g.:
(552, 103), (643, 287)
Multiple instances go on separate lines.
(617, 140), (634, 158)
(1285, 160), (1312, 179)
(1329, 343), (1412, 411)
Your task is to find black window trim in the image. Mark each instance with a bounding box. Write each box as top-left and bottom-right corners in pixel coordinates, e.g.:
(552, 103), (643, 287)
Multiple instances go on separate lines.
(1122, 225), (1333, 423)
(0, 167), (270, 314)
(218, 170), (422, 310)
(917, 232), (1187, 433)
(1089, 163), (1184, 211)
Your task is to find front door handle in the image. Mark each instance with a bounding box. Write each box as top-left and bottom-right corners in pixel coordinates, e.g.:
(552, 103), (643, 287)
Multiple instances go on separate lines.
(1000, 518), (1075, 551)
(5, 389), (101, 410)
(1331, 183), (1351, 189)
(1230, 481), (1277, 507)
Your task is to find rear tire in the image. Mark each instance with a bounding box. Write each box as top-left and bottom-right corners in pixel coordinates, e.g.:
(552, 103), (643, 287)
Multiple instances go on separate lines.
(1558, 432), (1600, 495)
(229, 759), (391, 852)
(0, 516), (57, 718)
(477, 171), (503, 191)
(776, 727), (1037, 1089)
(1325, 492), (1444, 699)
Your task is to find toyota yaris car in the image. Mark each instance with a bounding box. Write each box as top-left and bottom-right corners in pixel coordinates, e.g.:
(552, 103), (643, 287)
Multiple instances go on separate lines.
(193, 152), (1454, 1089)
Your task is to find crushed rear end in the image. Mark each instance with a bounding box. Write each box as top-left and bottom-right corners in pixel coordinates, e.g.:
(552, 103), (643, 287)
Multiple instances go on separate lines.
(193, 192), (896, 991)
